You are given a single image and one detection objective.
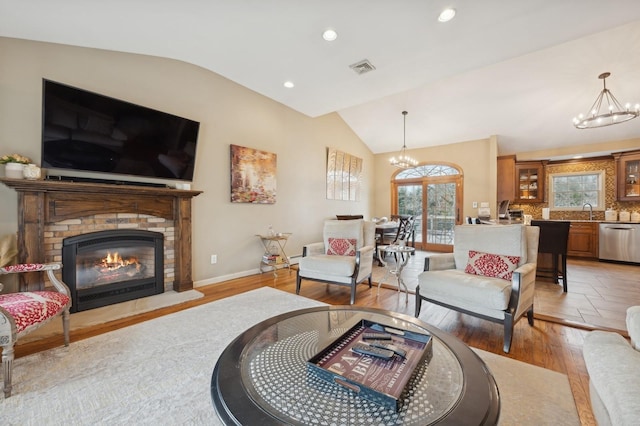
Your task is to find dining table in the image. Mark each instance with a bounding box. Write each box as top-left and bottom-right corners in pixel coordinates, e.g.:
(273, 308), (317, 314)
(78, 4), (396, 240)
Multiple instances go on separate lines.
(375, 221), (399, 241)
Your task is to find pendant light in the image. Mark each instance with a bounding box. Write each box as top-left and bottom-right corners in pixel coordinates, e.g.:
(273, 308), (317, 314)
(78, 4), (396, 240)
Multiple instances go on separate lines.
(389, 111), (418, 169)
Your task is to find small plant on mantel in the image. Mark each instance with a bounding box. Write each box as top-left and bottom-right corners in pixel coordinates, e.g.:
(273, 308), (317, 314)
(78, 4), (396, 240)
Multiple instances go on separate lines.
(0, 153), (31, 164)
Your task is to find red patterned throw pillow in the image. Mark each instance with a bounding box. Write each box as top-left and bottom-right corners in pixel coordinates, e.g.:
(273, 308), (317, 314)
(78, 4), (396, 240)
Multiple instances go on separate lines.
(327, 238), (357, 256)
(464, 250), (521, 281)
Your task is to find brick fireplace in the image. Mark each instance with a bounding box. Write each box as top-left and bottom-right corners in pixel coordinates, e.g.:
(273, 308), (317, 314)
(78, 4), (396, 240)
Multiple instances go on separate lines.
(0, 178), (201, 294)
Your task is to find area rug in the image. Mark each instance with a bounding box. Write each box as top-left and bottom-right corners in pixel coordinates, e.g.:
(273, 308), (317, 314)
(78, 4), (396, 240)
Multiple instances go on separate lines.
(0, 287), (579, 425)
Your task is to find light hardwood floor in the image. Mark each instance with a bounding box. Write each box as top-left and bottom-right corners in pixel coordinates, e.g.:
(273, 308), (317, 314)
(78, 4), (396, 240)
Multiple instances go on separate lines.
(15, 257), (638, 425)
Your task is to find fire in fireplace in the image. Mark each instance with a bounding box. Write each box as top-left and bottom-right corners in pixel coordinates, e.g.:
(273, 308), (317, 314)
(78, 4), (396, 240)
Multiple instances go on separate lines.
(82, 251), (145, 286)
(62, 229), (164, 312)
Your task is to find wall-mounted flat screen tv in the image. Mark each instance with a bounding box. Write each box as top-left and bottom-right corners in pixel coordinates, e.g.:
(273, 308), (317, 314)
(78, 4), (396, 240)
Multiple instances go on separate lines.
(41, 79), (200, 183)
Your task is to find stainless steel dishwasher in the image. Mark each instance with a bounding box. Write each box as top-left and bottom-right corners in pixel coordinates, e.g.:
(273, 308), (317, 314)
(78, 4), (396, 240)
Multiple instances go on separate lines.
(599, 223), (640, 263)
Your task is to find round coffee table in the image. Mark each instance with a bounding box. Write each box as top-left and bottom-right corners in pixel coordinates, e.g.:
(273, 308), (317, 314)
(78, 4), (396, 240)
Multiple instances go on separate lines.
(211, 306), (499, 425)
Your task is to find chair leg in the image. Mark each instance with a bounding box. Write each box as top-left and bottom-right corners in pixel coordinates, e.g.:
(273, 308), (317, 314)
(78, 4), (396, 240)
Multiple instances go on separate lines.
(552, 254), (559, 284)
(561, 254), (568, 293)
(527, 307), (535, 326)
(503, 314), (514, 353)
(367, 276), (372, 288)
(2, 344), (14, 398)
(295, 271), (302, 295)
(350, 280), (356, 305)
(414, 286), (422, 317)
(63, 308), (70, 346)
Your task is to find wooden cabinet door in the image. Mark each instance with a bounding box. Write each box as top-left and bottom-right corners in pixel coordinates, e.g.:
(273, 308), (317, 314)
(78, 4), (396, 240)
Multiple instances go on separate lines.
(614, 151), (640, 201)
(514, 161), (546, 203)
(567, 222), (598, 258)
(497, 155), (515, 202)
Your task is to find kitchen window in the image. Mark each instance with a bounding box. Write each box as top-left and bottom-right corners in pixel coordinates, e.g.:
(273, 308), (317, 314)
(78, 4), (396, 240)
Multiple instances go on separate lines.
(548, 170), (605, 210)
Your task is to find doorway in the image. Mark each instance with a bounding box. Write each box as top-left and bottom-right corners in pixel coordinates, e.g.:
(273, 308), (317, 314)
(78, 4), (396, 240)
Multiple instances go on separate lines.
(392, 164), (463, 252)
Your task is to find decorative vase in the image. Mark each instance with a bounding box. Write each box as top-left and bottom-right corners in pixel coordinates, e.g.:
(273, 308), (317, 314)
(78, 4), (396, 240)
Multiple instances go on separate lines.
(23, 163), (42, 180)
(4, 162), (24, 179)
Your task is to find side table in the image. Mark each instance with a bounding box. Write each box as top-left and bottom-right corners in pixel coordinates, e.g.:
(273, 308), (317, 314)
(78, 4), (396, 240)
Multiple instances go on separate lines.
(256, 233), (291, 276)
(377, 245), (415, 302)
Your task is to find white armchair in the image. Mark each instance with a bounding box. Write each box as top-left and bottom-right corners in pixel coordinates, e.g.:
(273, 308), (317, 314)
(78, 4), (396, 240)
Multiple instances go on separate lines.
(415, 224), (539, 353)
(583, 306), (640, 425)
(296, 219), (375, 304)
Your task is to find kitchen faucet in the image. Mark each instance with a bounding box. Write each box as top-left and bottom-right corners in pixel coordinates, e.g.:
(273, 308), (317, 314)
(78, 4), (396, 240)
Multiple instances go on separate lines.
(582, 203), (593, 221)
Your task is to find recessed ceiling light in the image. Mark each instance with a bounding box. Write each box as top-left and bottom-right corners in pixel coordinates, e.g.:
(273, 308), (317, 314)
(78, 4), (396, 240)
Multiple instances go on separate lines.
(438, 8), (456, 22)
(283, 81), (295, 88)
(322, 28), (338, 41)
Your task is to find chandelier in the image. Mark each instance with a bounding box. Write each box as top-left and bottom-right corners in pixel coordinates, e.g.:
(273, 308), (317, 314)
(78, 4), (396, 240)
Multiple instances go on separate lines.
(389, 111), (418, 169)
(573, 72), (639, 129)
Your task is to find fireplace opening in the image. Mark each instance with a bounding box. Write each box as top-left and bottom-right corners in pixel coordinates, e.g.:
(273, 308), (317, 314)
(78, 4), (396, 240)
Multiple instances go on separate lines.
(62, 230), (164, 313)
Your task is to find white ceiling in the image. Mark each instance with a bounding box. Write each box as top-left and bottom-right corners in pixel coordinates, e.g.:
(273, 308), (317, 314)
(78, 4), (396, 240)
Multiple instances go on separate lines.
(3, 0), (640, 158)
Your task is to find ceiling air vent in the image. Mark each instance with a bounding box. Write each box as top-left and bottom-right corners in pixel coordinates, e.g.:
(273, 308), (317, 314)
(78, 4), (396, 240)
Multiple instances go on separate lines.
(349, 59), (376, 75)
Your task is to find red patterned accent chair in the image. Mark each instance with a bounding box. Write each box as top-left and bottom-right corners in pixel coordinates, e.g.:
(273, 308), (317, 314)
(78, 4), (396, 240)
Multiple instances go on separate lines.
(414, 224), (539, 353)
(0, 263), (71, 398)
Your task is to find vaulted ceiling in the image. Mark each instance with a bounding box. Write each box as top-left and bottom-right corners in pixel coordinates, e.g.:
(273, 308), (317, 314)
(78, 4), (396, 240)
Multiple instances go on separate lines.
(3, 1), (640, 159)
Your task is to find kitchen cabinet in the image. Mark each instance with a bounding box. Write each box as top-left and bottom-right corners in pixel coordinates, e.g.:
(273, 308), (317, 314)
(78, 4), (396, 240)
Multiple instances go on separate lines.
(497, 155), (516, 202)
(567, 221), (598, 258)
(515, 161), (546, 203)
(613, 150), (640, 201)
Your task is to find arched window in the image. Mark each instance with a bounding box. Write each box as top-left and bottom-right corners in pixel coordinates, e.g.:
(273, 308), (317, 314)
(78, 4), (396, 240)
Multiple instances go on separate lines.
(391, 163), (463, 251)
(395, 164), (461, 179)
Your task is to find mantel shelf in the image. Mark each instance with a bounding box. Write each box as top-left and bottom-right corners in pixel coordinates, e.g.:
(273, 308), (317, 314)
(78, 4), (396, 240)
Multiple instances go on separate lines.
(0, 177), (202, 197)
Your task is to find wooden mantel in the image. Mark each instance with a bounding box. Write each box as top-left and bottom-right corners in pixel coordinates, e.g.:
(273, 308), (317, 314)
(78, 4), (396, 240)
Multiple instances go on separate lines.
(1, 178), (202, 292)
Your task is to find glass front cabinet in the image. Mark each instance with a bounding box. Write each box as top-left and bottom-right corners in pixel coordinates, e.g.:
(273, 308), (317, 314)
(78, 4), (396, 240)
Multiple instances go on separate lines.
(614, 151), (640, 201)
(515, 161), (545, 203)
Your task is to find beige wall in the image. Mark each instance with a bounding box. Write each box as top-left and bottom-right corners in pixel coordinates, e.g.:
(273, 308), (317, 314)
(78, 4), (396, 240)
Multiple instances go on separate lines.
(373, 137), (499, 220)
(0, 37), (375, 285)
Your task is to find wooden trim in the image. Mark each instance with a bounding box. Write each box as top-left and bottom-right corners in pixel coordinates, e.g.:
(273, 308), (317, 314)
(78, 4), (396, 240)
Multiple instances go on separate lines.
(1, 178), (202, 292)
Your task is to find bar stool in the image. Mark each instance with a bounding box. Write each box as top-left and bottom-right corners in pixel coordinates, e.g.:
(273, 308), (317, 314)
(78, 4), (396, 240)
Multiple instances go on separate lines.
(531, 220), (570, 292)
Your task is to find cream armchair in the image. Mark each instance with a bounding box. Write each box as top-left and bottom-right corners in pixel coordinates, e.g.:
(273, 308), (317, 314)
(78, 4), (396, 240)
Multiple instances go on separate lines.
(583, 306), (640, 425)
(296, 219), (375, 304)
(415, 224), (540, 353)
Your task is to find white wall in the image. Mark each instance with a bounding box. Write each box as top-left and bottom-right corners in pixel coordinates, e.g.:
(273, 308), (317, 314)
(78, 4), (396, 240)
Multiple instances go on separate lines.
(0, 37), (375, 284)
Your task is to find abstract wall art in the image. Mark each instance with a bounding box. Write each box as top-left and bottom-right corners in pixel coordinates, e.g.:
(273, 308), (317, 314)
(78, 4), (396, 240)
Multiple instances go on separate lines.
(230, 144), (277, 204)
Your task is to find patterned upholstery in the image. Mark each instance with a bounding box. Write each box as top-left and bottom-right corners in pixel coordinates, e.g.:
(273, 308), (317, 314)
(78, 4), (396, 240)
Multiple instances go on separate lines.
(326, 238), (357, 256)
(464, 250), (521, 281)
(0, 291), (70, 335)
(1, 263), (46, 273)
(0, 262), (71, 398)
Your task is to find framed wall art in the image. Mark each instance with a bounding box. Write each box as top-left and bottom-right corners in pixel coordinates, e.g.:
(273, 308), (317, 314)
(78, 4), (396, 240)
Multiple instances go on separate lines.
(230, 144), (277, 204)
(326, 148), (362, 201)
